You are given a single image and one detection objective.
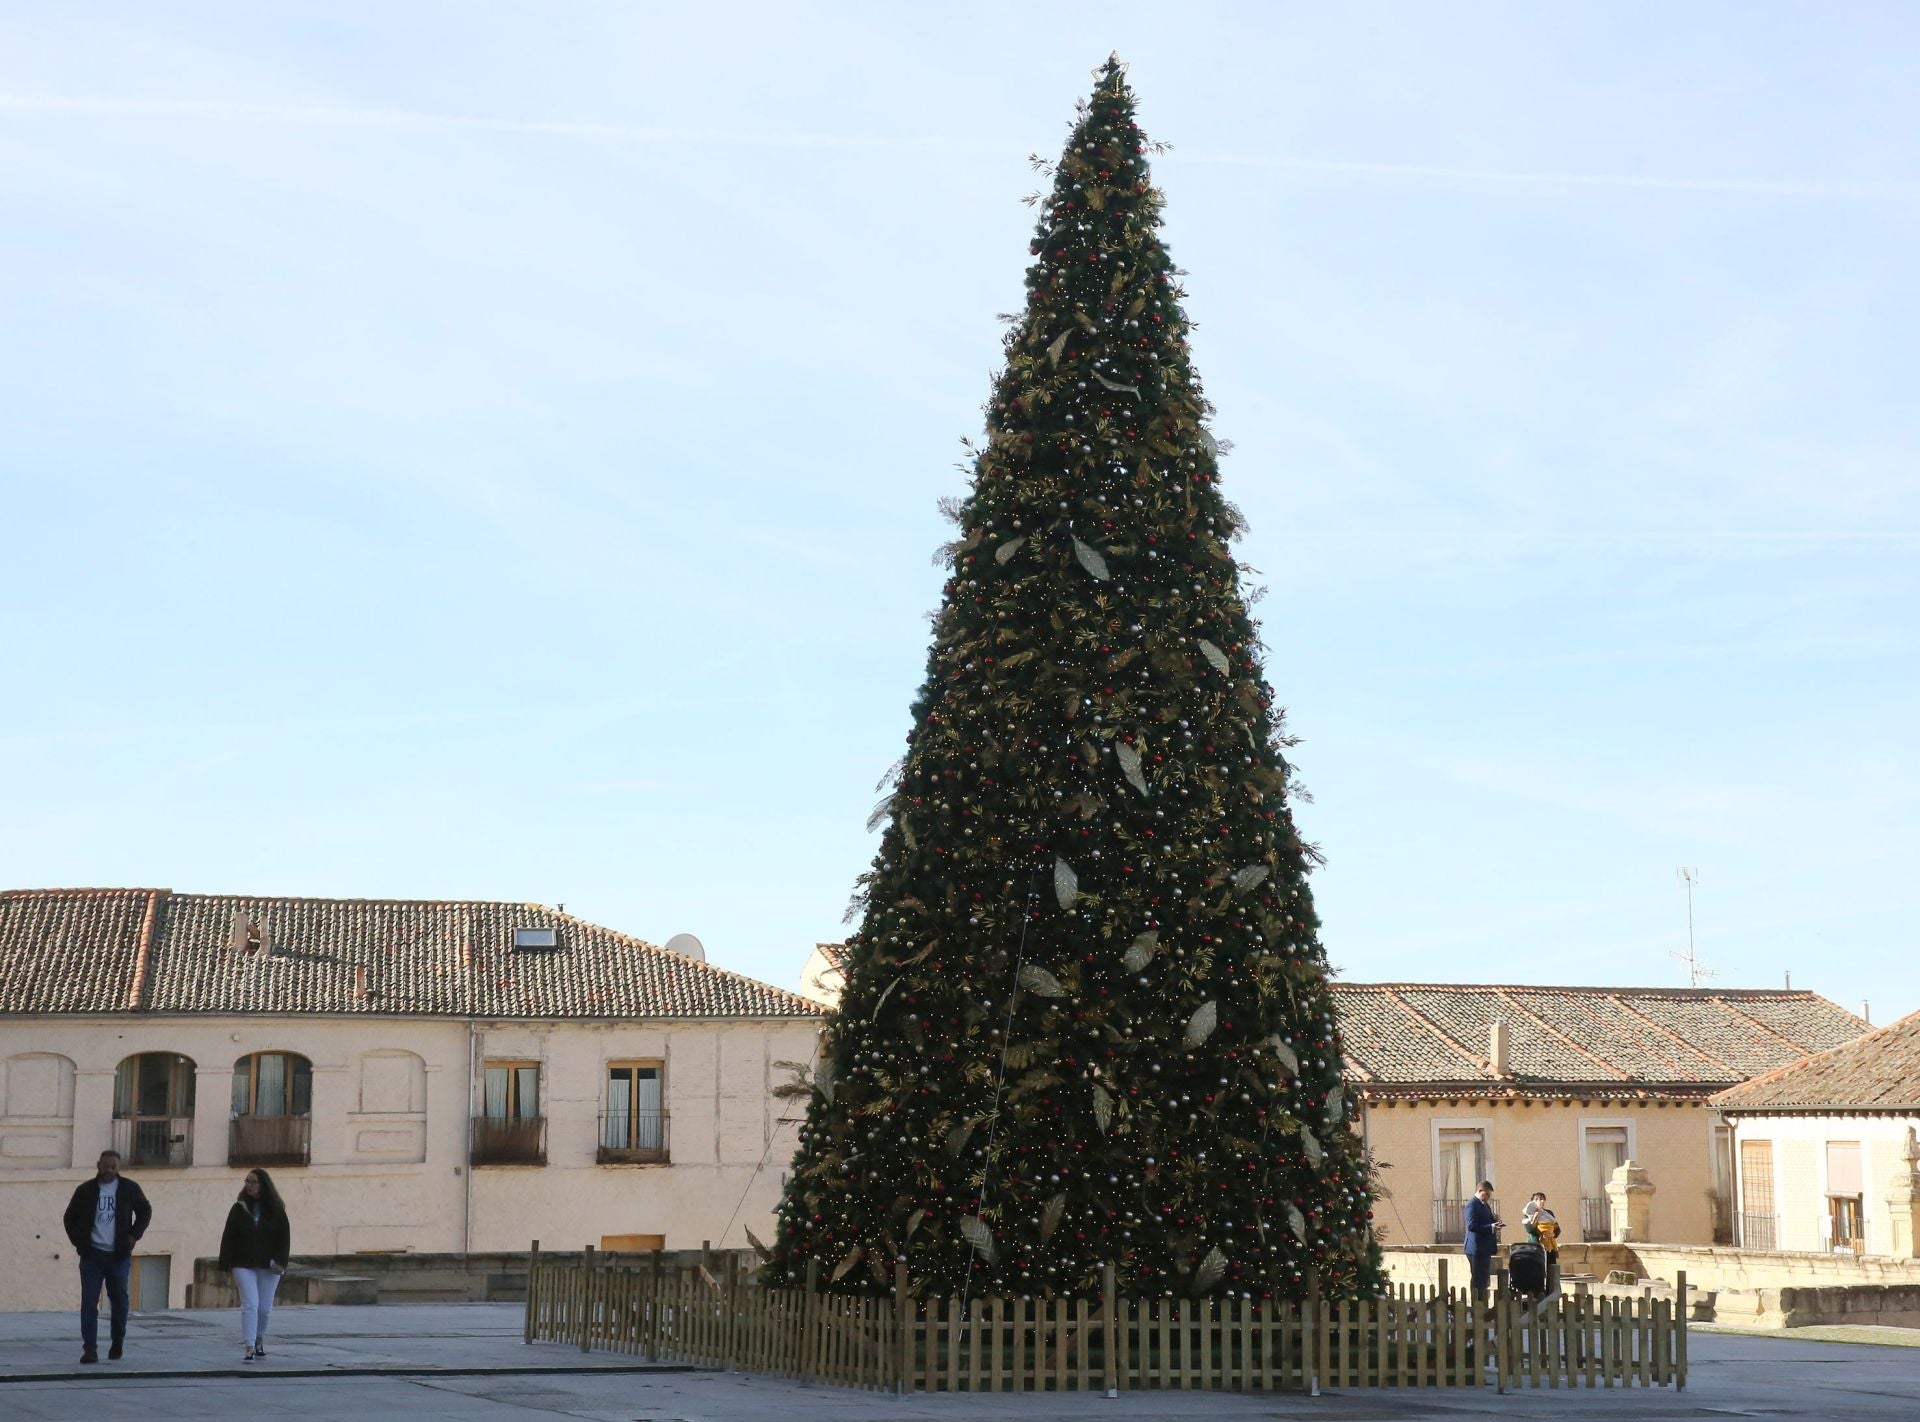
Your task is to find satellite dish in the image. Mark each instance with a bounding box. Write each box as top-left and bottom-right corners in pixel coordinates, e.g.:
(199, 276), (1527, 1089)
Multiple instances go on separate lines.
(664, 933), (706, 963)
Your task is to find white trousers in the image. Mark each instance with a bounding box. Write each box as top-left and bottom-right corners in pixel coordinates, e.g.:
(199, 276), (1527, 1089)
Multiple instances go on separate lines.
(233, 1267), (280, 1344)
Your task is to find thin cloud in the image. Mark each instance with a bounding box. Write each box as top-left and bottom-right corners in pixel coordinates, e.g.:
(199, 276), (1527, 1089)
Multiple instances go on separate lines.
(1182, 149), (1920, 203)
(3, 94), (1914, 203)
(0, 94), (1015, 154)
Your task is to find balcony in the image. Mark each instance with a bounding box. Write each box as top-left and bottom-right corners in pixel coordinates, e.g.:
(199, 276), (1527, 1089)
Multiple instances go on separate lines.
(229, 1114), (311, 1167)
(1580, 1196), (1611, 1240)
(112, 1116), (192, 1168)
(1737, 1211), (1779, 1251)
(1431, 1197), (1496, 1245)
(597, 1110), (669, 1165)
(470, 1115), (546, 1167)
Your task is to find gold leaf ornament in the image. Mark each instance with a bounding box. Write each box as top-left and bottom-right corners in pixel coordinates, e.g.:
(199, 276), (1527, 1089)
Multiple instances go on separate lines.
(1091, 1082), (1113, 1132)
(1288, 1204), (1309, 1242)
(1192, 1244), (1227, 1294)
(996, 536), (1026, 565)
(1121, 930), (1158, 972)
(1115, 739), (1149, 797)
(1267, 1035), (1299, 1076)
(815, 1059), (837, 1106)
(1091, 369), (1141, 396)
(959, 1215), (997, 1261)
(1231, 865), (1270, 894)
(1041, 1193), (1066, 1241)
(1185, 1000), (1218, 1047)
(832, 1245), (865, 1282)
(1301, 1127), (1324, 1167)
(1047, 329), (1072, 367)
(1072, 537), (1111, 581)
(1017, 963), (1068, 998)
(1054, 858), (1080, 908)
(1196, 640), (1230, 675)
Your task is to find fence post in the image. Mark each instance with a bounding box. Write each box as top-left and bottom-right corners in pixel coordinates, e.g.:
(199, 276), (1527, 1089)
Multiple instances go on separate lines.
(647, 1248), (663, 1363)
(1493, 1284), (1507, 1394)
(895, 1258), (912, 1396)
(524, 1240), (540, 1344)
(580, 1244), (596, 1353)
(1305, 1267), (1320, 1396)
(1675, 1269), (1688, 1391)
(724, 1252), (739, 1373)
(1103, 1261), (1119, 1398)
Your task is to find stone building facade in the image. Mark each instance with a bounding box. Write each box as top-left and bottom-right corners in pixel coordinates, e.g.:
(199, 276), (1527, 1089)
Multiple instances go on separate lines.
(1343, 983), (1866, 1248)
(1713, 1008), (1920, 1257)
(0, 887), (821, 1311)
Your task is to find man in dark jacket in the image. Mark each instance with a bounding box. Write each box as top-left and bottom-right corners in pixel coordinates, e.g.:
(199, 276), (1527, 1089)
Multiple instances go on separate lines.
(62, 1150), (152, 1363)
(1461, 1179), (1501, 1295)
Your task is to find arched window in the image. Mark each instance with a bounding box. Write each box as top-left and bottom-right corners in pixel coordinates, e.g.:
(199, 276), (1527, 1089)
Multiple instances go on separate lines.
(113, 1053), (196, 1167)
(1, 1053), (78, 1170)
(230, 1051), (312, 1166)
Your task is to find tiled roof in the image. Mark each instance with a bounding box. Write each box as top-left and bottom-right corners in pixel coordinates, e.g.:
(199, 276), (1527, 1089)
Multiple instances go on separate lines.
(1335, 983), (1867, 1098)
(0, 888), (821, 1020)
(1712, 1009), (1920, 1111)
(816, 942), (849, 973)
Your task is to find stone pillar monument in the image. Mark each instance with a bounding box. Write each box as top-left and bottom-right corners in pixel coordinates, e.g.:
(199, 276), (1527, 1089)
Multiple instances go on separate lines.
(1607, 1159), (1655, 1243)
(1886, 1127), (1920, 1259)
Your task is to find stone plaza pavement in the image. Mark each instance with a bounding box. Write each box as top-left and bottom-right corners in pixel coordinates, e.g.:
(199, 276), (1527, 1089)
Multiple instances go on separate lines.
(1, 1303), (1918, 1421)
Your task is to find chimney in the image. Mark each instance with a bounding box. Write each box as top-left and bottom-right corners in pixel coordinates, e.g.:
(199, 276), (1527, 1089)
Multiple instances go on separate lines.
(1863, 1001), (1872, 1026)
(354, 966), (368, 1002)
(1489, 1021), (1511, 1077)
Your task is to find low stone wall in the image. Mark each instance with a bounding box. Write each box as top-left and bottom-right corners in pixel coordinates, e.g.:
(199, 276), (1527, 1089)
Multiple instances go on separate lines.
(1379, 1243), (1635, 1291)
(1631, 1244), (1920, 1293)
(1383, 1243), (1920, 1329)
(186, 1248), (751, 1308)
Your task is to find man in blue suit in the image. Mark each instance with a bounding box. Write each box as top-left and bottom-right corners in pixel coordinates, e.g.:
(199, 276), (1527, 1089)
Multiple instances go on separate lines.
(1462, 1179), (1501, 1294)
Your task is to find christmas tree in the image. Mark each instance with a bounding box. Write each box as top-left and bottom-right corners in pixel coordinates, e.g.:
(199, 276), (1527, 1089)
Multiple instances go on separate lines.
(771, 58), (1382, 1303)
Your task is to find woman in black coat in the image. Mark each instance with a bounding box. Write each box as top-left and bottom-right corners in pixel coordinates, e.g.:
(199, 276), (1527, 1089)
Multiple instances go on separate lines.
(217, 1168), (290, 1361)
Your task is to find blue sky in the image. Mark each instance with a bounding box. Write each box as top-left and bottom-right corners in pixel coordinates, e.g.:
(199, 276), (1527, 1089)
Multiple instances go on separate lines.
(4, 4), (1916, 1024)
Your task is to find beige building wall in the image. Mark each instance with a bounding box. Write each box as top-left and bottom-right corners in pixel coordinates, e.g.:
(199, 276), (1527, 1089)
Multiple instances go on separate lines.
(797, 946), (845, 1008)
(1361, 1098), (1721, 1248)
(0, 1013), (818, 1311)
(1726, 1112), (1920, 1256)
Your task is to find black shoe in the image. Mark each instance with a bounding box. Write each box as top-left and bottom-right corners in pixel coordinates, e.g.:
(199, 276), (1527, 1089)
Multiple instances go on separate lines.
(253, 1342), (265, 1357)
(80, 1350), (98, 1365)
(107, 1341), (123, 1360)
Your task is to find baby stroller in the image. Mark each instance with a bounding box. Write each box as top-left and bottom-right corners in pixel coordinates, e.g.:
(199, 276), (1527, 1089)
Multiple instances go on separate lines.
(1506, 1241), (1548, 1298)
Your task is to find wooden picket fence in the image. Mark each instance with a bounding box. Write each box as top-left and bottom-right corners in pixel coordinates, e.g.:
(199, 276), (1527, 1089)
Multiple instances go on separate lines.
(522, 1242), (1686, 1394)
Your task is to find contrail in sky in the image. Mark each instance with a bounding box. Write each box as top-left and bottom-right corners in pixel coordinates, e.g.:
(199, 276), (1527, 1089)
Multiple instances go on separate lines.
(2, 94), (1914, 203)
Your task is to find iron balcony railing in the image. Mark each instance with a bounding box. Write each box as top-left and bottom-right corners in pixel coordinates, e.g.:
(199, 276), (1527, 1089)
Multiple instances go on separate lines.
(111, 1116), (193, 1168)
(597, 1110), (670, 1165)
(1433, 1197), (1498, 1246)
(1737, 1211), (1779, 1252)
(1818, 1214), (1866, 1255)
(229, 1114), (311, 1167)
(1581, 1196), (1610, 1239)
(470, 1115), (547, 1167)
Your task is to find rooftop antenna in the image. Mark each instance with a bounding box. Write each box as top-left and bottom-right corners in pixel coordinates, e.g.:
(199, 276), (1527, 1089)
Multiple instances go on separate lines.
(1670, 867), (1715, 987)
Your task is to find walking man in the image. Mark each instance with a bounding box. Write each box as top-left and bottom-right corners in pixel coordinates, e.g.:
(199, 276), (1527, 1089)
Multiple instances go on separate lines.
(1462, 1179), (1501, 1295)
(62, 1149), (152, 1363)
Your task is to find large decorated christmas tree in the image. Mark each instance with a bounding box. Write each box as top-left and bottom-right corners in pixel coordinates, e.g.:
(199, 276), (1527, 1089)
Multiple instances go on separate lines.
(770, 58), (1381, 1303)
